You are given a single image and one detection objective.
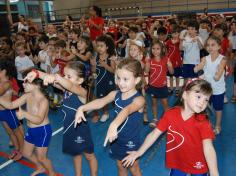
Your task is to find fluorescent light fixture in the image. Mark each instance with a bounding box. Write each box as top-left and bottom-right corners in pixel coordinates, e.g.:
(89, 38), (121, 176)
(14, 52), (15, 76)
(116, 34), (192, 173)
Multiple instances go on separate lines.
(10, 0), (20, 3)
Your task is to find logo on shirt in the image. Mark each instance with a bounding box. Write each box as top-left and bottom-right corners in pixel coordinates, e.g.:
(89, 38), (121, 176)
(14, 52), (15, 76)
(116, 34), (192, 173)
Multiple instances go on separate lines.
(166, 125), (185, 153)
(126, 141), (135, 148)
(193, 162), (204, 169)
(74, 136), (85, 144)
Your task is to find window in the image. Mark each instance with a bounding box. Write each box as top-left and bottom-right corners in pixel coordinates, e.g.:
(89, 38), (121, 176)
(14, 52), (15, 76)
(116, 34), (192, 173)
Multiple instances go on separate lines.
(27, 4), (40, 18)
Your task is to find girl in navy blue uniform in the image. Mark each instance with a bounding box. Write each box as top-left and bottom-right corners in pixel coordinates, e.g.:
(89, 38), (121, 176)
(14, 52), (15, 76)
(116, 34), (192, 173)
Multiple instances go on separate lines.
(25, 61), (98, 176)
(0, 74), (56, 176)
(90, 35), (116, 122)
(75, 59), (145, 176)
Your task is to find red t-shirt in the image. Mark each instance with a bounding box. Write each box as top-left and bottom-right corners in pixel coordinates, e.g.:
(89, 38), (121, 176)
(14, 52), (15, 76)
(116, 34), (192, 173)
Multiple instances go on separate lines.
(148, 57), (168, 87)
(165, 39), (182, 68)
(54, 59), (66, 75)
(221, 37), (229, 56)
(108, 27), (118, 41)
(87, 17), (104, 41)
(156, 107), (215, 174)
(10, 78), (19, 101)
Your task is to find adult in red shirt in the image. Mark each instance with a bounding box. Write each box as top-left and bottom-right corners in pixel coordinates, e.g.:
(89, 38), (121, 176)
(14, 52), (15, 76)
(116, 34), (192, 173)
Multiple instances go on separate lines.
(87, 6), (104, 41)
(122, 79), (219, 176)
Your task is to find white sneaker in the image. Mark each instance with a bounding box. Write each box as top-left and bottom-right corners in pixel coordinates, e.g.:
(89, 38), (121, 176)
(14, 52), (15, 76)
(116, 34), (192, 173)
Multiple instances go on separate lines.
(224, 95), (228, 103)
(100, 114), (109, 122)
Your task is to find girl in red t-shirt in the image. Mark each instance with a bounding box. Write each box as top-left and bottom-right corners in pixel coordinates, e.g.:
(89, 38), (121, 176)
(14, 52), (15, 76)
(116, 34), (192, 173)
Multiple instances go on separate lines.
(165, 27), (183, 96)
(122, 79), (219, 176)
(145, 40), (173, 127)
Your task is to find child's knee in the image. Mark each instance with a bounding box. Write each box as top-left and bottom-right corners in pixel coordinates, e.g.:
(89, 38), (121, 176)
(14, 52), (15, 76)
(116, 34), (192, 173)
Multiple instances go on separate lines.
(37, 155), (48, 163)
(84, 153), (96, 161)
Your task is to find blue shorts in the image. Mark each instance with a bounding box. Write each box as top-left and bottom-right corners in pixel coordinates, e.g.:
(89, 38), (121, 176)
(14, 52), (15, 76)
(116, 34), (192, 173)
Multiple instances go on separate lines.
(182, 64), (198, 78)
(146, 85), (168, 98)
(0, 110), (20, 129)
(25, 124), (52, 147)
(170, 169), (208, 176)
(110, 139), (140, 160)
(210, 93), (224, 111)
(167, 67), (183, 78)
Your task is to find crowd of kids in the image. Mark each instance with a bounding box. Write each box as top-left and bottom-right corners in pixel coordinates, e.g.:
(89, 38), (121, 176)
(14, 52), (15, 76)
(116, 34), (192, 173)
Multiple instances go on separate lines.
(0, 5), (236, 176)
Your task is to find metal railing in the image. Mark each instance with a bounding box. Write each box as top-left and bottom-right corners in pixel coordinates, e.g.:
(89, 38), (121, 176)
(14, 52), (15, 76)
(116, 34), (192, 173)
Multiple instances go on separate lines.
(43, 0), (236, 23)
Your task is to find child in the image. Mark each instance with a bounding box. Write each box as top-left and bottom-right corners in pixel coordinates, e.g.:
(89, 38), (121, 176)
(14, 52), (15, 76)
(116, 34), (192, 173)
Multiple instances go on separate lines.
(229, 21), (236, 102)
(0, 73), (56, 176)
(46, 24), (57, 39)
(0, 59), (24, 161)
(194, 36), (226, 135)
(71, 36), (93, 77)
(128, 40), (149, 124)
(124, 26), (139, 58)
(145, 40), (173, 127)
(122, 79), (219, 176)
(75, 59), (145, 176)
(37, 35), (50, 73)
(165, 27), (182, 96)
(25, 61), (98, 176)
(15, 41), (34, 91)
(180, 21), (203, 82)
(91, 35), (116, 122)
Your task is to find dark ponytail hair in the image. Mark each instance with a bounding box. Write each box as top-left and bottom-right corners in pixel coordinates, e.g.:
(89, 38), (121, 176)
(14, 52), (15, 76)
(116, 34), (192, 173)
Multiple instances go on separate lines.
(65, 61), (91, 102)
(92, 6), (102, 17)
(0, 58), (17, 79)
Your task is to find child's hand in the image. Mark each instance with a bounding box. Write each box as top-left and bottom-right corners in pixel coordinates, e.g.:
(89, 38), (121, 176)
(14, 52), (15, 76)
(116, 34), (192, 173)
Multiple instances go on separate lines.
(122, 151), (140, 167)
(74, 107), (86, 128)
(99, 59), (106, 67)
(24, 71), (37, 83)
(103, 123), (118, 147)
(43, 75), (56, 85)
(16, 106), (24, 120)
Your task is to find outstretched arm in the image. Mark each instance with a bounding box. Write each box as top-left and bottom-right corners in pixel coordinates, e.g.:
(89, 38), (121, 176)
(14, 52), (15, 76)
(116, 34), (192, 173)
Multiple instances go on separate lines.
(203, 139), (219, 176)
(0, 93), (28, 109)
(104, 96), (145, 146)
(74, 91), (117, 125)
(122, 128), (163, 167)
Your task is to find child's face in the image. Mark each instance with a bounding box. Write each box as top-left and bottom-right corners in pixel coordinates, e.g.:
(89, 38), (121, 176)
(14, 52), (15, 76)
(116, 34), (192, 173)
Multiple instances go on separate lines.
(23, 82), (37, 93)
(39, 41), (47, 50)
(187, 26), (197, 37)
(0, 69), (7, 81)
(171, 32), (179, 39)
(109, 21), (115, 27)
(77, 40), (87, 51)
(115, 68), (139, 93)
(158, 33), (167, 41)
(183, 89), (210, 114)
(151, 44), (161, 57)
(206, 38), (221, 54)
(16, 46), (26, 56)
(213, 28), (224, 38)
(129, 45), (140, 59)
(128, 31), (136, 39)
(96, 41), (108, 55)
(231, 23), (236, 31)
(71, 32), (78, 39)
(0, 41), (8, 50)
(64, 67), (82, 85)
(200, 23), (208, 29)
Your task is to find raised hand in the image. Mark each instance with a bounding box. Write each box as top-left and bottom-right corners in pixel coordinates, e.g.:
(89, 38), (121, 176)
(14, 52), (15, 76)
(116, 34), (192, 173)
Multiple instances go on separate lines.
(103, 123), (118, 147)
(24, 71), (37, 83)
(43, 74), (56, 85)
(74, 107), (87, 128)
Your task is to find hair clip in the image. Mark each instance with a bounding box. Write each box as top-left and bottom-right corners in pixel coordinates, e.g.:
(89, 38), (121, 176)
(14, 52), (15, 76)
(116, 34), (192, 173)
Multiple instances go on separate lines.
(185, 78), (200, 90)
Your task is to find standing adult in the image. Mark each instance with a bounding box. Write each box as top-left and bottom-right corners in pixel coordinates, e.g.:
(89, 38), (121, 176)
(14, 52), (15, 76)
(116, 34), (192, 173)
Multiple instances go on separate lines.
(87, 6), (104, 42)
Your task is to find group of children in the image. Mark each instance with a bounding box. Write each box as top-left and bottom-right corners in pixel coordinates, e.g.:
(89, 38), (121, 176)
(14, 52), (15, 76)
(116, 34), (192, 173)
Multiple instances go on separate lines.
(0, 10), (235, 176)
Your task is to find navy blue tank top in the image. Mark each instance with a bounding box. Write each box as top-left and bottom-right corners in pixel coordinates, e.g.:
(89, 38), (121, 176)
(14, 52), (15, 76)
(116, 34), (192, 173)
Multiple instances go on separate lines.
(114, 91), (143, 143)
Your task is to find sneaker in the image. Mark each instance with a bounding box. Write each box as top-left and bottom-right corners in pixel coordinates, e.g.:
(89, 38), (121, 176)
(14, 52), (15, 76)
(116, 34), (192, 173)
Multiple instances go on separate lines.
(224, 95), (228, 103)
(168, 88), (173, 95)
(100, 114), (109, 122)
(149, 119), (158, 128)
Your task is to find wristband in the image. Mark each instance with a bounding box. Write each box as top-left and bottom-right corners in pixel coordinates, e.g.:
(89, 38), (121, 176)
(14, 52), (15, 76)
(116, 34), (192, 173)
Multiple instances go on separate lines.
(32, 69), (39, 79)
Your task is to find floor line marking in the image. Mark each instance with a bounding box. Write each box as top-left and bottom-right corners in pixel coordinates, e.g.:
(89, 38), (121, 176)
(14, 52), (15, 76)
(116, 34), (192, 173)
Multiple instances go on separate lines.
(0, 126), (64, 171)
